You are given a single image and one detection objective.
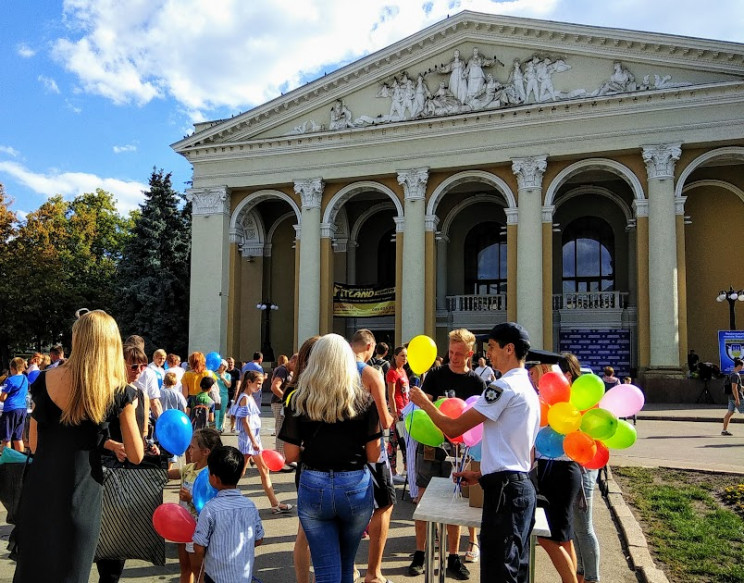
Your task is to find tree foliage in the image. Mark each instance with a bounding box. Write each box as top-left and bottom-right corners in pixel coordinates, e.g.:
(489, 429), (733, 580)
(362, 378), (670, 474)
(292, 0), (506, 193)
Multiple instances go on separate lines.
(114, 169), (191, 356)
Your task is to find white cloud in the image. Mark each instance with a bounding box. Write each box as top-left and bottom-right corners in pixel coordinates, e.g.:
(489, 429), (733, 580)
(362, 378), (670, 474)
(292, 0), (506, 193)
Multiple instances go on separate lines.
(0, 146), (21, 158)
(0, 160), (147, 215)
(50, 0), (744, 118)
(38, 75), (60, 94)
(17, 43), (36, 58)
(113, 144), (137, 154)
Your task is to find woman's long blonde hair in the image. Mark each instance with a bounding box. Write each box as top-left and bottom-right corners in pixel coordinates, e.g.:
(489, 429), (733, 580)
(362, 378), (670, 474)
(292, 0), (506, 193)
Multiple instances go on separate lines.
(61, 310), (127, 425)
(292, 333), (369, 423)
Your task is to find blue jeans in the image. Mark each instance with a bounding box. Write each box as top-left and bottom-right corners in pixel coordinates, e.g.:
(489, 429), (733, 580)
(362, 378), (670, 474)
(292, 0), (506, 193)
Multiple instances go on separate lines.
(299, 468), (373, 583)
(573, 469), (600, 581)
(480, 472), (536, 583)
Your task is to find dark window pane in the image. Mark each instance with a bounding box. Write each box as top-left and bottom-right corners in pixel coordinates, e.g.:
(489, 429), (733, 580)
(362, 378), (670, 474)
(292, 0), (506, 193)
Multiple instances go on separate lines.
(464, 221), (507, 296)
(561, 216), (615, 294)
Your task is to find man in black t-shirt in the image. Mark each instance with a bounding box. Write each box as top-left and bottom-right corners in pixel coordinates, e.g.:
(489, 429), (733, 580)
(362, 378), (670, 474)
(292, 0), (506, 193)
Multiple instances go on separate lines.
(367, 342), (391, 384)
(408, 329), (485, 580)
(271, 354), (297, 469)
(225, 357), (241, 401)
(722, 358), (744, 435)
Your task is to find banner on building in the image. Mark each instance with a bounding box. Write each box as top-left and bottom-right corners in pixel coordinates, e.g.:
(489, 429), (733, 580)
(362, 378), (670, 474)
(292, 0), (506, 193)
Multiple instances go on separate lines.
(718, 330), (744, 373)
(333, 283), (395, 318)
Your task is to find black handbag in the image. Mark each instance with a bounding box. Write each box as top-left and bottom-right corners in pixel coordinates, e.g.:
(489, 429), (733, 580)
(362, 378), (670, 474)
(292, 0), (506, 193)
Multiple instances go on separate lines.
(94, 459), (168, 565)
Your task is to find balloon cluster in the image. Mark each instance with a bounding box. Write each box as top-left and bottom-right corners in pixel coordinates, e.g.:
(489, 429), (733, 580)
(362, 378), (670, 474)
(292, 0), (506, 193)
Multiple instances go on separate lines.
(536, 372), (644, 468)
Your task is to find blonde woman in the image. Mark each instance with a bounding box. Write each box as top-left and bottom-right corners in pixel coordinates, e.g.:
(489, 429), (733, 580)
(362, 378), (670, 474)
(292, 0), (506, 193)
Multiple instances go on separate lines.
(280, 334), (381, 583)
(13, 310), (144, 583)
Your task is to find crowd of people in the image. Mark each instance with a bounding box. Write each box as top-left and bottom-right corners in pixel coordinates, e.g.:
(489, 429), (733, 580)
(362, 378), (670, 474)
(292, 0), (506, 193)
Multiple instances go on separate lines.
(0, 309), (616, 583)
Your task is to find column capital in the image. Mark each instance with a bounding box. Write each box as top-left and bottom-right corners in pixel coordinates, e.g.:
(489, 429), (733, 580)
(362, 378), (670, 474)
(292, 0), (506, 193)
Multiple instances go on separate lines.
(511, 156), (548, 190)
(397, 168), (429, 201)
(675, 196), (687, 216)
(425, 214), (439, 232)
(293, 224), (302, 239)
(633, 199), (649, 218)
(393, 216), (406, 232)
(320, 222), (336, 239)
(294, 177), (324, 209)
(625, 219), (637, 232)
(186, 185), (230, 216)
(505, 207), (520, 225)
(542, 205), (555, 223)
(435, 233), (450, 243)
(642, 144), (682, 179)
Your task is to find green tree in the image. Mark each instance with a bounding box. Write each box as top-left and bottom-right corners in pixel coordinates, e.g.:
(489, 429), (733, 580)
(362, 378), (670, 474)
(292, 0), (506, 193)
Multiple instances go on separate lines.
(115, 169), (191, 355)
(0, 184), (19, 364)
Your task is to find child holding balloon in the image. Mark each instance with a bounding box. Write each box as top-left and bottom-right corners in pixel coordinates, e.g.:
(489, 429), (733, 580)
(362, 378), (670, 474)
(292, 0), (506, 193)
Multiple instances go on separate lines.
(236, 370), (293, 513)
(167, 428), (222, 583)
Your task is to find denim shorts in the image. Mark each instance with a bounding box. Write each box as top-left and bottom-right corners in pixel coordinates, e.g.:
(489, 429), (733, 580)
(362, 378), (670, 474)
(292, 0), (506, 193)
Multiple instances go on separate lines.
(728, 398), (744, 414)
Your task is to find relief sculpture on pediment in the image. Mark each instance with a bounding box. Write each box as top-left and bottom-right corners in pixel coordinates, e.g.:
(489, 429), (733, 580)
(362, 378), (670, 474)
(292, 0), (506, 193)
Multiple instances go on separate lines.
(284, 49), (692, 135)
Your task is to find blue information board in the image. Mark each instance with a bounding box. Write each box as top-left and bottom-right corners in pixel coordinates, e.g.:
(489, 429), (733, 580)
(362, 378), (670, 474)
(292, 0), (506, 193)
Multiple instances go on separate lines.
(559, 329), (632, 378)
(718, 330), (744, 373)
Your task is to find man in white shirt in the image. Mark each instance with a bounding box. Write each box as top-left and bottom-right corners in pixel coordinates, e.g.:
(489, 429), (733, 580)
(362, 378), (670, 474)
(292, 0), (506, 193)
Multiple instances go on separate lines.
(125, 335), (162, 419)
(410, 322), (540, 583)
(474, 357), (496, 383)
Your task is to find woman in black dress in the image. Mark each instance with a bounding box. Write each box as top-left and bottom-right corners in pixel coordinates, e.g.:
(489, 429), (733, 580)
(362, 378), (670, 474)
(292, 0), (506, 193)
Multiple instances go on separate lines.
(13, 310), (144, 583)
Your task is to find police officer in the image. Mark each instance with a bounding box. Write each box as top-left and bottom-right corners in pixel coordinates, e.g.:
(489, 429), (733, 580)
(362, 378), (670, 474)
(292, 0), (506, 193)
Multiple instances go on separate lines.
(409, 322), (540, 583)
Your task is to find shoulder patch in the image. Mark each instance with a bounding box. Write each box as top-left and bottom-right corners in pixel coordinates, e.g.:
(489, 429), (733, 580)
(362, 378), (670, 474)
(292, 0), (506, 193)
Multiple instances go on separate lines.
(484, 385), (503, 403)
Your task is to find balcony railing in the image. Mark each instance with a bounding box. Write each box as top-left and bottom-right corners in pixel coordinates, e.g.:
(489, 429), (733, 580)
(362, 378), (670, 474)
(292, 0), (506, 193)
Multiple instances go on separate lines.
(552, 291), (629, 310)
(446, 294), (506, 312)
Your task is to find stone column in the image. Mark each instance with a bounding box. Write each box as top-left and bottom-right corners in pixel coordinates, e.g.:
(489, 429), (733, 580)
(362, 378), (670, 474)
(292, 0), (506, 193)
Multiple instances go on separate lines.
(394, 217), (405, 345)
(633, 200), (650, 370)
(542, 205), (555, 350)
(676, 196), (689, 367)
(186, 186), (231, 354)
(294, 178), (324, 344)
(398, 168), (429, 343)
(513, 156), (548, 348)
(435, 234), (449, 311)
(425, 214), (438, 339)
(643, 144), (682, 373)
(320, 222), (335, 335)
(505, 208), (519, 322)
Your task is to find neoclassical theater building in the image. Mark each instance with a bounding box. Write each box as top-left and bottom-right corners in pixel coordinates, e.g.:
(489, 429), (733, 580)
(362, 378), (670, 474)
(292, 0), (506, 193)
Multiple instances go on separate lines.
(172, 11), (744, 385)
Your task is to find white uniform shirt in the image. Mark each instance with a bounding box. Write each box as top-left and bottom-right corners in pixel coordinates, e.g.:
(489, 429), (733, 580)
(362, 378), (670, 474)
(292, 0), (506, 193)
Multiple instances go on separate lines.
(473, 367), (540, 475)
(474, 365), (496, 383)
(135, 366), (161, 400)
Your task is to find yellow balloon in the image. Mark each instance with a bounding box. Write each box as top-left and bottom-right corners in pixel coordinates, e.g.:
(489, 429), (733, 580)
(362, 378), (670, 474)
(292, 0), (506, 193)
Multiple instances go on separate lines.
(407, 335), (438, 375)
(548, 401), (582, 435)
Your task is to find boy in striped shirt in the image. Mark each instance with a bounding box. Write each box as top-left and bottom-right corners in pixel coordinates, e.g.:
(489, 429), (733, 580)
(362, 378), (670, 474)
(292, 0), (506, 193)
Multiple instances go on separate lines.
(193, 446), (264, 583)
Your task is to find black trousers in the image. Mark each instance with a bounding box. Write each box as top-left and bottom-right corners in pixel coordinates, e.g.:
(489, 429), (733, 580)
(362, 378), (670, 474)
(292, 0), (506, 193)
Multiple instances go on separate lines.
(96, 559), (125, 583)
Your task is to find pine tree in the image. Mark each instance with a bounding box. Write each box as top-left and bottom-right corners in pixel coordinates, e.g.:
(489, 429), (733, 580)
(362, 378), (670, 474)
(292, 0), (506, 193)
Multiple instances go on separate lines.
(115, 169), (191, 355)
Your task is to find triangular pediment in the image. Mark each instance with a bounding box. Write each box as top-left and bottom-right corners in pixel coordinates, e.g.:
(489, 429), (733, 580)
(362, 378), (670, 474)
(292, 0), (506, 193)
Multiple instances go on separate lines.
(172, 11), (744, 152)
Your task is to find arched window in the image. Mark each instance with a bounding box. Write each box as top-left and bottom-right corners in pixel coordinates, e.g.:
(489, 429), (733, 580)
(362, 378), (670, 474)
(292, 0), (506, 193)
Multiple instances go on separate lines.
(464, 222), (507, 294)
(562, 217), (614, 292)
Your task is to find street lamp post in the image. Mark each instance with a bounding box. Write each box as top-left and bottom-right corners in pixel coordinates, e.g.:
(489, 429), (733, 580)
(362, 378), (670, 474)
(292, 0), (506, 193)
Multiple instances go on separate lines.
(256, 301), (279, 362)
(715, 285), (744, 330)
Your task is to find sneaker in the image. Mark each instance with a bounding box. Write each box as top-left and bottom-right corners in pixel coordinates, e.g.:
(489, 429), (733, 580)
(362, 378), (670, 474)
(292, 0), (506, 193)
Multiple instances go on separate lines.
(408, 550), (425, 576)
(392, 473), (407, 484)
(465, 541), (479, 563)
(722, 430), (734, 436)
(446, 554), (470, 580)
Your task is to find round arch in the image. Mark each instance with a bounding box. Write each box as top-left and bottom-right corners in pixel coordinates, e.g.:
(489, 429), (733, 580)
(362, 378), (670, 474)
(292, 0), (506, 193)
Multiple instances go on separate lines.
(440, 193), (506, 239)
(675, 147), (744, 199)
(350, 202), (396, 244)
(426, 170), (516, 217)
(322, 181), (403, 226)
(682, 179), (744, 205)
(230, 189), (301, 235)
(555, 185), (633, 224)
(544, 158), (645, 207)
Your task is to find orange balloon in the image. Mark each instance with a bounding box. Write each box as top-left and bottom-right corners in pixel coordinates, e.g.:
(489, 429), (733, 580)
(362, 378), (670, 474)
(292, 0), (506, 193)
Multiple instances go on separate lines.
(540, 400), (550, 427)
(539, 371), (571, 405)
(563, 431), (597, 465)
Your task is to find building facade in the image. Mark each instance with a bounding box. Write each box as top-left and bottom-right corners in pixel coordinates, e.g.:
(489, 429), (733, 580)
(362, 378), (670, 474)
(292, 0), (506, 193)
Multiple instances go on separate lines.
(172, 11), (744, 384)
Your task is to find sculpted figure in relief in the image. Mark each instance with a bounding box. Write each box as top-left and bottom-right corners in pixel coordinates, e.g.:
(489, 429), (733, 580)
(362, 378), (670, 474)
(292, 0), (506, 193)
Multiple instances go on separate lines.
(595, 62), (637, 95)
(437, 49), (468, 104)
(464, 47), (497, 100)
(508, 59), (526, 103)
(411, 74), (432, 118)
(329, 99), (354, 130)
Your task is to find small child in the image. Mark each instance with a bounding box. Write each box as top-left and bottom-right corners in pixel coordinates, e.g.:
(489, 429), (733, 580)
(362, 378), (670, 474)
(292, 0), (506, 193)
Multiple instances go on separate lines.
(193, 446), (264, 583)
(188, 377), (216, 430)
(167, 428), (222, 583)
(161, 372), (188, 413)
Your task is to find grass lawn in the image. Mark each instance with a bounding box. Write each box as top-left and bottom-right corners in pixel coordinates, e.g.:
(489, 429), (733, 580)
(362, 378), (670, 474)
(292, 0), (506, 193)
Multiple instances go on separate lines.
(613, 467), (744, 583)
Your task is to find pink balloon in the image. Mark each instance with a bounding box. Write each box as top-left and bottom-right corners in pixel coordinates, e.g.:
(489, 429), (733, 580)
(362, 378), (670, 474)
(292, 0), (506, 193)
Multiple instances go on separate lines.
(261, 449), (286, 472)
(462, 423), (483, 447)
(465, 395), (479, 406)
(598, 384), (645, 418)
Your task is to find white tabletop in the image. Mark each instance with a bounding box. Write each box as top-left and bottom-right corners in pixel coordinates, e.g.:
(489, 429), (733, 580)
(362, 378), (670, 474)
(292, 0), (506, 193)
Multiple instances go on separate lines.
(413, 476), (551, 537)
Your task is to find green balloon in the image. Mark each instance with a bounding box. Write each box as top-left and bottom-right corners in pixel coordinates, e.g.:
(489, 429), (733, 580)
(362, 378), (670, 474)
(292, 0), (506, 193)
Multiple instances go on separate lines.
(580, 408), (618, 441)
(601, 419), (637, 449)
(405, 409), (444, 447)
(434, 398), (446, 409)
(570, 374), (605, 410)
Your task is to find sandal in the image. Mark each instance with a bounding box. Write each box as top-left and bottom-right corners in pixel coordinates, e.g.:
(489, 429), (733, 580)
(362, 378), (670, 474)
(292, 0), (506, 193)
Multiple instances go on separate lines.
(271, 503), (294, 514)
(465, 541), (480, 563)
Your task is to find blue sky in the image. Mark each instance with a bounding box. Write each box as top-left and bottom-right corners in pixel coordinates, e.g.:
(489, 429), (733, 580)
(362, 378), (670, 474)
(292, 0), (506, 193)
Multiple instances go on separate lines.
(2, 0), (743, 217)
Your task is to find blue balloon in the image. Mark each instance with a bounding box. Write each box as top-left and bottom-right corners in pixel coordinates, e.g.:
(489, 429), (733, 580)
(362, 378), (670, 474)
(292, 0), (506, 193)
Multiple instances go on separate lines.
(155, 410), (193, 456)
(205, 351), (222, 372)
(468, 442), (482, 462)
(192, 468), (217, 513)
(535, 426), (565, 459)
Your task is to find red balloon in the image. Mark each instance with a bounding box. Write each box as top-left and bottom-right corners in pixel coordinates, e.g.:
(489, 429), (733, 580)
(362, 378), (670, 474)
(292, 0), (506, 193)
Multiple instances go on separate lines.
(563, 431), (597, 465)
(583, 441), (610, 470)
(152, 503), (196, 543)
(539, 399), (550, 428)
(446, 433), (464, 444)
(261, 449), (286, 472)
(538, 371), (571, 405)
(439, 398), (466, 418)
